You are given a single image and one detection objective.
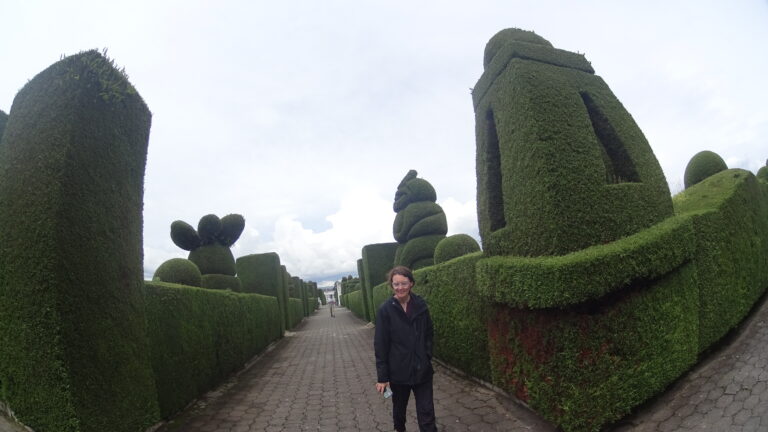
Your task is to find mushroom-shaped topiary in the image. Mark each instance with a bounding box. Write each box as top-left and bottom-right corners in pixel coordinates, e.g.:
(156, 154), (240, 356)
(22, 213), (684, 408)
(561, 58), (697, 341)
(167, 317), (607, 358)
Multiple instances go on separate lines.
(684, 151), (728, 189)
(392, 170), (447, 269)
(170, 213), (245, 290)
(153, 258), (202, 287)
(434, 234), (481, 264)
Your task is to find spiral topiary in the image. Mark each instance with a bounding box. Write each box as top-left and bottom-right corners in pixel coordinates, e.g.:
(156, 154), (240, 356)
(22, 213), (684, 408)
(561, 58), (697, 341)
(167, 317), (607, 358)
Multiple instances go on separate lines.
(153, 258), (202, 287)
(392, 170), (447, 269)
(434, 234), (481, 264)
(684, 151), (728, 189)
(170, 213), (245, 290)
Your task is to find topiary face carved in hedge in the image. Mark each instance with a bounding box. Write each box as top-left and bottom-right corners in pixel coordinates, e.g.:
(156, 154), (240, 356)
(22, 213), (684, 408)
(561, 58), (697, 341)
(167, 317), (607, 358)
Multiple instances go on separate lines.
(170, 214), (245, 276)
(392, 170), (447, 269)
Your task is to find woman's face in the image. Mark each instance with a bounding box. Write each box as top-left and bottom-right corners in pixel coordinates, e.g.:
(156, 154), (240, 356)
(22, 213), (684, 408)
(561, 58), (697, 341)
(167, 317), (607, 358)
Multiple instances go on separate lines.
(391, 274), (412, 302)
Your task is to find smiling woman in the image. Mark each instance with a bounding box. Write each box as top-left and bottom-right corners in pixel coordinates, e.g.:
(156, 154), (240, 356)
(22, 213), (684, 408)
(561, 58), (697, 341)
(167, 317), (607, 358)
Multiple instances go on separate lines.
(374, 266), (437, 432)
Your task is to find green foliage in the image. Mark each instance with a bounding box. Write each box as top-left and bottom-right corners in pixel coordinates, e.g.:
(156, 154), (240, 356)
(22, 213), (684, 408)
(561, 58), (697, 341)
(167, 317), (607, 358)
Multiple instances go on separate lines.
(345, 290), (366, 320)
(391, 170), (447, 270)
(170, 213), (244, 277)
(433, 234), (481, 264)
(143, 281), (282, 418)
(0, 110), (8, 142)
(170, 220), (201, 251)
(287, 298), (304, 329)
(0, 50), (159, 431)
(683, 150), (727, 189)
(473, 29), (671, 257)
(755, 159), (767, 183)
(482, 28), (552, 68)
(189, 243), (237, 276)
(236, 253), (288, 333)
(153, 258), (202, 287)
(200, 274), (242, 291)
(361, 242), (399, 322)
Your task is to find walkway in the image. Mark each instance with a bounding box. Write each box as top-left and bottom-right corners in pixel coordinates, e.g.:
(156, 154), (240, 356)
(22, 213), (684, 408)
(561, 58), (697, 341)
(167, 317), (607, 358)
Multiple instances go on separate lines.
(157, 305), (552, 432)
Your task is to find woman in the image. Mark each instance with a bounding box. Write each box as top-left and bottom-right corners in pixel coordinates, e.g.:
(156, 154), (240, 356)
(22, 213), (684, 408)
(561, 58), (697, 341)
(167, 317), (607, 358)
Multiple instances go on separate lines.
(374, 266), (437, 432)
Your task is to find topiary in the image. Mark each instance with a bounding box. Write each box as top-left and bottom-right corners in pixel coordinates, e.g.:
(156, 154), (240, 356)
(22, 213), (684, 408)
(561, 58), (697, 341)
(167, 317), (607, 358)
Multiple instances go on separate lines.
(684, 151), (728, 189)
(153, 258), (202, 286)
(434, 234), (481, 264)
(0, 110), (8, 142)
(392, 170), (447, 269)
(170, 214), (245, 289)
(756, 159), (767, 183)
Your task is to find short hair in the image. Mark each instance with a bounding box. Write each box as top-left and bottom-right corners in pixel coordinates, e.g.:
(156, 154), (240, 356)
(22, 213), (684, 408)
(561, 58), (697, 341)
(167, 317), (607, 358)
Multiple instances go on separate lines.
(387, 266), (415, 286)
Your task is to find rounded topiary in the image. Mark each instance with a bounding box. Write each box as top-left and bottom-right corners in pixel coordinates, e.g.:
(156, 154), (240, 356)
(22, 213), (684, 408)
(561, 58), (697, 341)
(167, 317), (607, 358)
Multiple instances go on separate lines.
(434, 234), (481, 264)
(169, 213), (245, 281)
(684, 151), (728, 189)
(153, 258), (202, 286)
(757, 159), (767, 183)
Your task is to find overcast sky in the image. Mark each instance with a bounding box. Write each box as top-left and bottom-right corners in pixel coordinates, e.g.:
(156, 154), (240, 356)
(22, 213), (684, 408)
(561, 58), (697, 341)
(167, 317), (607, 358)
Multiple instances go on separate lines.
(2, 1), (766, 286)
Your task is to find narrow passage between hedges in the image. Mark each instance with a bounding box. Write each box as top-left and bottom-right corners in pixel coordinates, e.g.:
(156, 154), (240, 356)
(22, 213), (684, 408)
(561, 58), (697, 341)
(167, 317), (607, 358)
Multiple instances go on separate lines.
(156, 304), (551, 432)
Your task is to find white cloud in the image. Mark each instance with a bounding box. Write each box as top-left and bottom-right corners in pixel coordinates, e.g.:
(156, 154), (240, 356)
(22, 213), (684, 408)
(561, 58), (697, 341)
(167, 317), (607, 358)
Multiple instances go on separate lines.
(440, 197), (480, 242)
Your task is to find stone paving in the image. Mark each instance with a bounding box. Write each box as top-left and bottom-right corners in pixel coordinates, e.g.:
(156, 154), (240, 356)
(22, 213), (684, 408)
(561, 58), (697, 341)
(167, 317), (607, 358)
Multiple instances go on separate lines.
(157, 305), (553, 432)
(613, 293), (768, 431)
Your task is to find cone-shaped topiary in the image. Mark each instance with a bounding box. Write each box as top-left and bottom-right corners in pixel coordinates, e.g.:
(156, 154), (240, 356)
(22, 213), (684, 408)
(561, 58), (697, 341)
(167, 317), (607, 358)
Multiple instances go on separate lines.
(684, 150), (728, 189)
(392, 170), (447, 269)
(434, 234), (481, 264)
(170, 214), (245, 289)
(153, 258), (202, 287)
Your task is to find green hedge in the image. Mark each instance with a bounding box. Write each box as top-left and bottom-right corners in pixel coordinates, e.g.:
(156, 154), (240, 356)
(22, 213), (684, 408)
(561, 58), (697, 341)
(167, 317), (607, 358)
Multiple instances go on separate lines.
(345, 290), (366, 320)
(237, 253), (288, 333)
(413, 253), (491, 381)
(0, 51), (159, 432)
(143, 281), (282, 418)
(154, 258), (202, 287)
(357, 258), (372, 321)
(362, 242), (398, 322)
(674, 169), (768, 350)
(433, 234), (481, 265)
(473, 28), (672, 257)
(200, 274), (242, 291)
(288, 298), (304, 329)
(0, 110), (7, 142)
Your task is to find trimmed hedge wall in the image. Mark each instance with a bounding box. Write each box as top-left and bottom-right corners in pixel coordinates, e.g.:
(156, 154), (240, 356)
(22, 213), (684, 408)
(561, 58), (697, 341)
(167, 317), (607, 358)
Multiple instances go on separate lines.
(473, 28), (672, 257)
(357, 258), (372, 321)
(345, 290), (366, 320)
(237, 252), (288, 333)
(288, 298), (304, 329)
(362, 242), (398, 322)
(143, 281), (282, 418)
(674, 169), (768, 350)
(0, 51), (160, 432)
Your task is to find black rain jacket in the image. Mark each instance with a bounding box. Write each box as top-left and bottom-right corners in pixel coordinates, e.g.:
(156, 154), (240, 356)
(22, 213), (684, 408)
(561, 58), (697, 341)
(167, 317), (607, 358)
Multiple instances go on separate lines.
(374, 293), (434, 385)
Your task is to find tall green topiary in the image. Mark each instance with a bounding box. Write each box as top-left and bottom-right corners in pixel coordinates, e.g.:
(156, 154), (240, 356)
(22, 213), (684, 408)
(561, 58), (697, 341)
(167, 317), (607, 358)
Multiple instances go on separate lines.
(434, 234), (481, 264)
(474, 28), (672, 257)
(683, 150), (728, 189)
(0, 51), (160, 431)
(170, 214), (244, 291)
(236, 253), (288, 333)
(392, 170), (448, 269)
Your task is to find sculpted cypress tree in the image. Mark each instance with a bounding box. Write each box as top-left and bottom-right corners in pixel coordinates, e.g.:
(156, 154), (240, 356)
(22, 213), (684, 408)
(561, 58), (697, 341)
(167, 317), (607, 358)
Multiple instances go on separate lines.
(392, 170), (447, 269)
(0, 51), (159, 431)
(684, 150), (728, 189)
(474, 28), (672, 256)
(0, 109), (8, 141)
(170, 213), (245, 291)
(758, 159), (768, 183)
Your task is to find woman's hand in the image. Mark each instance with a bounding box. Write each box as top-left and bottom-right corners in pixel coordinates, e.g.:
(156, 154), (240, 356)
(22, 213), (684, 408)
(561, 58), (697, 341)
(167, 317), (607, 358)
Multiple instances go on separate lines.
(376, 382), (389, 393)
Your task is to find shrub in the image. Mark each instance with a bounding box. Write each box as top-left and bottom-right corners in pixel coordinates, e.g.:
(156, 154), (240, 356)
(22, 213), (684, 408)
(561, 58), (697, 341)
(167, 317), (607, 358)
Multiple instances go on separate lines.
(153, 258), (202, 287)
(170, 213), (244, 277)
(434, 234), (481, 264)
(0, 51), (159, 431)
(201, 274), (242, 291)
(683, 150), (727, 189)
(473, 28), (672, 257)
(756, 159), (767, 183)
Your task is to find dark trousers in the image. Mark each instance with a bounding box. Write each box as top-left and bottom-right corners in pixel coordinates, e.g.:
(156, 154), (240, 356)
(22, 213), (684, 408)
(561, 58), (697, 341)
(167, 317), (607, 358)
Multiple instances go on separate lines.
(390, 377), (437, 432)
